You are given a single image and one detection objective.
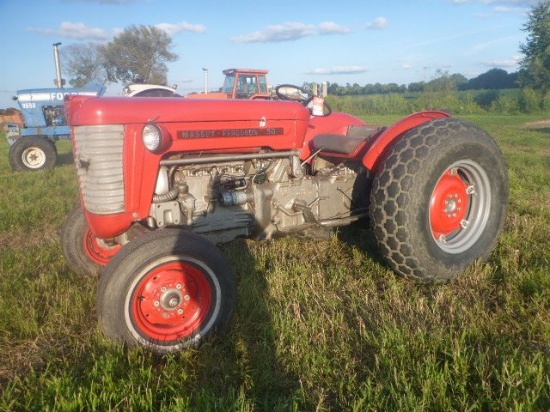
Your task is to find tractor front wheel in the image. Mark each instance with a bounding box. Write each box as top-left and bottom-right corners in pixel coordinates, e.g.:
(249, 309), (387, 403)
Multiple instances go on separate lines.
(9, 136), (57, 171)
(61, 205), (121, 277)
(369, 118), (508, 282)
(97, 229), (236, 353)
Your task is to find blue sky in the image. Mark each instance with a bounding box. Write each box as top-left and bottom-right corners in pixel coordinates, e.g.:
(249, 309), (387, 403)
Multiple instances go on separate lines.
(0, 0), (538, 109)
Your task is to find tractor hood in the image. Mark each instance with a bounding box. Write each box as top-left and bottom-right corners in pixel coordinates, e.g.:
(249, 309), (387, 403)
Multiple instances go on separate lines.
(65, 96), (310, 126)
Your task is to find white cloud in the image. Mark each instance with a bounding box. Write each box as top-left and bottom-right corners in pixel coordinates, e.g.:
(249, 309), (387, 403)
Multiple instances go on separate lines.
(480, 55), (521, 67)
(155, 21), (207, 36)
(232, 22), (315, 43)
(27, 20), (207, 41)
(231, 21), (351, 43)
(366, 17), (389, 30)
(318, 22), (352, 35)
(27, 21), (110, 40)
(306, 66), (367, 75)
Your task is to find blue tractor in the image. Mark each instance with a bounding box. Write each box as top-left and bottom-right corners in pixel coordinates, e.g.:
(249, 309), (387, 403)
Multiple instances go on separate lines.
(8, 81), (105, 171)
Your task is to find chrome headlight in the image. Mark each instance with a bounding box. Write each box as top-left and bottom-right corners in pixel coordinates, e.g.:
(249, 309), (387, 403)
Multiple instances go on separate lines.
(142, 123), (171, 153)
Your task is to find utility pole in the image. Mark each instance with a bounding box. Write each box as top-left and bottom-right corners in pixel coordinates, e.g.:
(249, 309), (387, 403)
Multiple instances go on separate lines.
(202, 68), (208, 93)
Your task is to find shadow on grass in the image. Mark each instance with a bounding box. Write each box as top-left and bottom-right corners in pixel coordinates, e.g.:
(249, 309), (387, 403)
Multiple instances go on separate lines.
(57, 151), (75, 167)
(206, 238), (306, 409)
(123, 238), (308, 410)
(337, 223), (385, 267)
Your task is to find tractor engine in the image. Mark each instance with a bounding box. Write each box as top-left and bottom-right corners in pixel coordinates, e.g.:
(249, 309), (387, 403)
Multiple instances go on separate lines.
(149, 156), (362, 243)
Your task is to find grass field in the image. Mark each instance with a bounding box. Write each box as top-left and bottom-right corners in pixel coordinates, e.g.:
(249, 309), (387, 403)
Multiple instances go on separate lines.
(0, 114), (549, 411)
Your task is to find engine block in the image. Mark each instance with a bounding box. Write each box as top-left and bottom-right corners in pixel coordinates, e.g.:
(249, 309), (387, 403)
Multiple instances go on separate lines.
(148, 155), (360, 243)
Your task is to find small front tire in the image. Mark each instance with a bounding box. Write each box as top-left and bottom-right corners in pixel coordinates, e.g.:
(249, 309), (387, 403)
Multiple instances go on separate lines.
(97, 229), (236, 353)
(61, 205), (121, 277)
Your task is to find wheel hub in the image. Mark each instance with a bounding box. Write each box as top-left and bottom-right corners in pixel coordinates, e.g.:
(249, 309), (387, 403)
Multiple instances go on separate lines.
(22, 147), (46, 168)
(444, 196), (459, 214)
(132, 262), (213, 340)
(147, 278), (191, 322)
(159, 288), (184, 311)
(430, 169), (470, 238)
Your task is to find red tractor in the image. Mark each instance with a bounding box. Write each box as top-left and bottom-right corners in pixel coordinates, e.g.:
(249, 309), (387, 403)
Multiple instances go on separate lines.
(62, 85), (508, 353)
(186, 68), (271, 100)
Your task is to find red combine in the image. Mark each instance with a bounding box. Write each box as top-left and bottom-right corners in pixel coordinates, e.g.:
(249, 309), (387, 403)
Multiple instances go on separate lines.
(62, 84), (508, 353)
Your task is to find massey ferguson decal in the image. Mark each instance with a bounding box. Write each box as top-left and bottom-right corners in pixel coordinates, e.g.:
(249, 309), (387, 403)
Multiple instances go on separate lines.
(179, 127), (284, 139)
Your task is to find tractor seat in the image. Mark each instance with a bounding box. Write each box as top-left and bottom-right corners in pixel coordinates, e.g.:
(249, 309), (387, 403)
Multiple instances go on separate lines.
(311, 125), (384, 155)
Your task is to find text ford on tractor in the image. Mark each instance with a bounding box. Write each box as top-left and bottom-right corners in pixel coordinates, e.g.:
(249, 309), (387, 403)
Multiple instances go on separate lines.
(62, 85), (508, 353)
(7, 82), (105, 171)
(6, 42), (106, 172)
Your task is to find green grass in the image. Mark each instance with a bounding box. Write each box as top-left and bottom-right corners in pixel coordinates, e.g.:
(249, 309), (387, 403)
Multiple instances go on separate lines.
(1, 115), (549, 411)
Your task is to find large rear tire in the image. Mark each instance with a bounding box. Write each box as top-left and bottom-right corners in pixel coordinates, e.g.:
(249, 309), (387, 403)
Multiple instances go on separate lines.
(369, 118), (508, 282)
(9, 136), (58, 171)
(61, 205), (121, 277)
(97, 229), (236, 353)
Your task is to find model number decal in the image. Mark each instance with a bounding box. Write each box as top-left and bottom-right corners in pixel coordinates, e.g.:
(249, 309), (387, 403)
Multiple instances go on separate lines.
(179, 127), (284, 139)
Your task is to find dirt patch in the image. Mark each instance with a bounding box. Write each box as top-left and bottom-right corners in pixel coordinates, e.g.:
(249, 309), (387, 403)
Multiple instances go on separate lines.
(524, 120), (550, 129)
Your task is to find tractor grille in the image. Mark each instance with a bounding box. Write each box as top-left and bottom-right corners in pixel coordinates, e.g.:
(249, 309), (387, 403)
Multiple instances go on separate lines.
(73, 125), (125, 215)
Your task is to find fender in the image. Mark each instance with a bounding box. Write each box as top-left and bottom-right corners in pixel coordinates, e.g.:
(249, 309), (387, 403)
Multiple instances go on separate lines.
(362, 110), (451, 170)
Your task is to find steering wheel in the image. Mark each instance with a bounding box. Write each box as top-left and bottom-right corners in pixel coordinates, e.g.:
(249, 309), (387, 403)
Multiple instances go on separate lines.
(275, 84), (332, 116)
(275, 84), (313, 104)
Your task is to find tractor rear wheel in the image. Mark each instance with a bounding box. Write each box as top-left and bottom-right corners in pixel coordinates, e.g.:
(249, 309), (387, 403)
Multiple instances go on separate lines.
(9, 136), (57, 171)
(369, 118), (508, 282)
(97, 229), (236, 353)
(61, 205), (121, 277)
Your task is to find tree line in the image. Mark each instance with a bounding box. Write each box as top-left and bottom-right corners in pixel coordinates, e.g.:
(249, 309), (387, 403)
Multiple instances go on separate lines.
(326, 68), (520, 96)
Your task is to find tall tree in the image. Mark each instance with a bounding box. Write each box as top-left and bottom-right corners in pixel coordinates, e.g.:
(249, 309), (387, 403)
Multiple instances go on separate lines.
(61, 43), (106, 87)
(101, 25), (178, 85)
(425, 70), (467, 93)
(462, 68), (519, 90)
(519, 0), (550, 94)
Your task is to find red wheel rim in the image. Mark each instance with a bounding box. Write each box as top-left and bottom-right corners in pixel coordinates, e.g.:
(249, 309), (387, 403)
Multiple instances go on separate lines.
(84, 229), (121, 265)
(430, 169), (470, 240)
(131, 261), (214, 341)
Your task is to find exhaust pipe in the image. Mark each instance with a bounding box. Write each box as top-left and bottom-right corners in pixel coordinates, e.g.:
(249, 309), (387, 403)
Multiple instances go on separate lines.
(53, 42), (63, 88)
